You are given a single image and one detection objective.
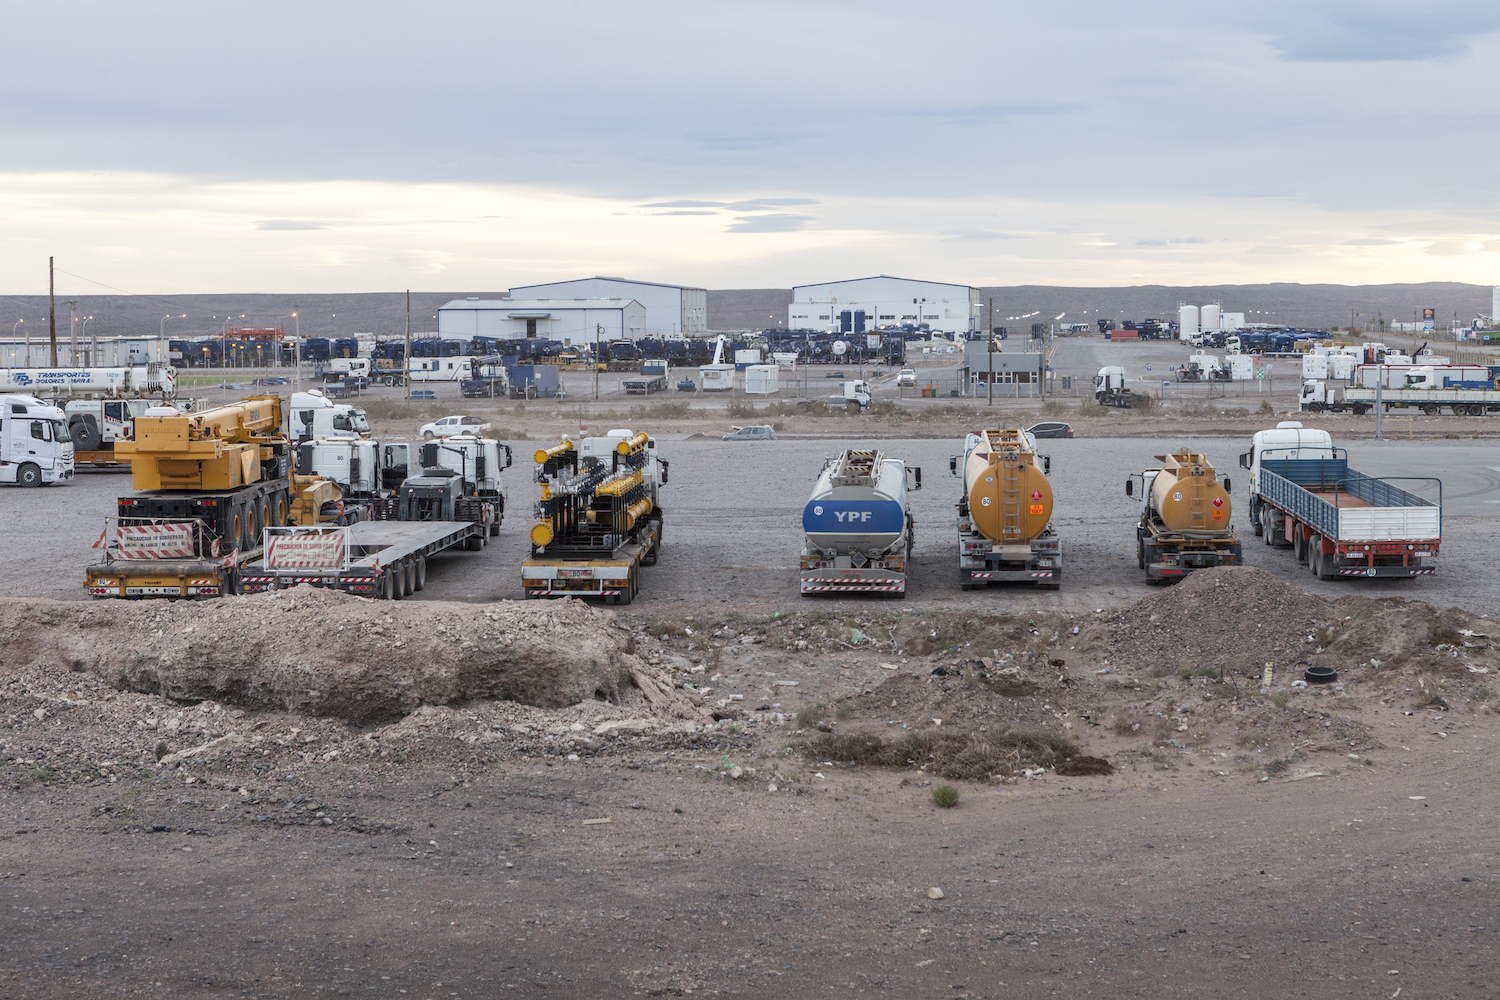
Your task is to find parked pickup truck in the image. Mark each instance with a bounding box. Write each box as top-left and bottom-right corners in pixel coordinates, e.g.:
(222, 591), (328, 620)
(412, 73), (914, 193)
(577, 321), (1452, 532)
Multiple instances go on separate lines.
(1241, 422), (1440, 579)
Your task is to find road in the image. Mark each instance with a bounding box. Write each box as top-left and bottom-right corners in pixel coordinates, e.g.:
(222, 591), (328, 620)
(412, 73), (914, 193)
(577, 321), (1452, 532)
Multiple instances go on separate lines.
(15, 436), (1498, 617)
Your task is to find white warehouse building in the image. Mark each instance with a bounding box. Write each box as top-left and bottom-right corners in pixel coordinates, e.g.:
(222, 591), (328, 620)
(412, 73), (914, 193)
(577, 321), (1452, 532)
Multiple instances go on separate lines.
(437, 297), (647, 347)
(507, 277), (707, 336)
(788, 275), (982, 337)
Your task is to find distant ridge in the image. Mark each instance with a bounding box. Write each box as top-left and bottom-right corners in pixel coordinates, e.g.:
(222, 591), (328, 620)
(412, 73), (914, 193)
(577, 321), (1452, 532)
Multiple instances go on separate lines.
(0, 281), (1490, 340)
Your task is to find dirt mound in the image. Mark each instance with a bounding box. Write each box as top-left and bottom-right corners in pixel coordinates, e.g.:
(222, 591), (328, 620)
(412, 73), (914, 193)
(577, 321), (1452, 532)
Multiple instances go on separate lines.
(807, 725), (1095, 781)
(1075, 567), (1335, 675)
(0, 588), (650, 724)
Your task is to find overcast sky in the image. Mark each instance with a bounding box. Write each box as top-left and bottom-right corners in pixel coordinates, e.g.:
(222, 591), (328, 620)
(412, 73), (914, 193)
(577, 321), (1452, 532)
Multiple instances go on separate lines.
(3, 1), (1499, 294)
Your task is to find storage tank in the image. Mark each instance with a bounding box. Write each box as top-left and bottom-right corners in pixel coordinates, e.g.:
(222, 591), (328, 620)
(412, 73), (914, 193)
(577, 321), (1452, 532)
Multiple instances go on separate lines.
(1148, 449), (1232, 532)
(962, 428), (1053, 543)
(803, 450), (910, 554)
(1201, 303), (1221, 332)
(1179, 304), (1200, 341)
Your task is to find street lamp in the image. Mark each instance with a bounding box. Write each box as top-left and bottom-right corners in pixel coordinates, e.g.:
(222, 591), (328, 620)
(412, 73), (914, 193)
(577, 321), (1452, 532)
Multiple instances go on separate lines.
(162, 313), (184, 338)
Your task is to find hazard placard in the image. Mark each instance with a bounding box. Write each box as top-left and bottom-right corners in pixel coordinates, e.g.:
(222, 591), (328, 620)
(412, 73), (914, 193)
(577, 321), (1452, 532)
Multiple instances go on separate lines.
(1029, 503), (1044, 515)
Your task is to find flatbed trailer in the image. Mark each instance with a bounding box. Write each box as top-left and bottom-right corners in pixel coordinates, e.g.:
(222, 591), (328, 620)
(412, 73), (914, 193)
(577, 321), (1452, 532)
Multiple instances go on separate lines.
(86, 518), (264, 598)
(621, 375), (667, 394)
(1345, 386), (1500, 416)
(521, 528), (659, 604)
(239, 519), (485, 600)
(1251, 457), (1440, 578)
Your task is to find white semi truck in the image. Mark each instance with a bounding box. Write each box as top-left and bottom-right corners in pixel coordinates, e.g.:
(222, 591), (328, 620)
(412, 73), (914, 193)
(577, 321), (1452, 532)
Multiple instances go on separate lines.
(827, 380), (873, 411)
(799, 449), (920, 596)
(0, 394), (75, 486)
(289, 389), (372, 443)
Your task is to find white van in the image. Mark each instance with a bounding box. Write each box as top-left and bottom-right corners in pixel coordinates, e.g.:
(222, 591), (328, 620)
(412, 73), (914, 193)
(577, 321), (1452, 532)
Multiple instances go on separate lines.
(1, 394), (75, 486)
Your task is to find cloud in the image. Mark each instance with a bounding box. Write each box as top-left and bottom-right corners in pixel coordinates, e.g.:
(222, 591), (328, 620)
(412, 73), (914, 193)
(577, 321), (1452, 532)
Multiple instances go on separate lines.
(1247, 245), (1298, 254)
(724, 197), (817, 211)
(901, 102), (1080, 125)
(725, 213), (812, 234)
(689, 131), (826, 153)
(1483, 240), (1500, 253)
(1136, 239), (1167, 246)
(651, 210), (718, 216)
(941, 228), (1025, 242)
(1256, 1), (1500, 62)
(1343, 237), (1399, 246)
(1137, 236), (1206, 246)
(1426, 241), (1470, 256)
(257, 219), (325, 231)
(639, 200), (725, 209)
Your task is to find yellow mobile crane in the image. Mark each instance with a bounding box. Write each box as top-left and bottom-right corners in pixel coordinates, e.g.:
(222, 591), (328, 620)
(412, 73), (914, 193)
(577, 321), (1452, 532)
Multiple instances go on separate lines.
(86, 396), (355, 598)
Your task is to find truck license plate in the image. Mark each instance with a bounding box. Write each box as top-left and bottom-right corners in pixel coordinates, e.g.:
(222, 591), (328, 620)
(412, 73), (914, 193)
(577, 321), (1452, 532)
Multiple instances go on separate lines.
(558, 568), (593, 579)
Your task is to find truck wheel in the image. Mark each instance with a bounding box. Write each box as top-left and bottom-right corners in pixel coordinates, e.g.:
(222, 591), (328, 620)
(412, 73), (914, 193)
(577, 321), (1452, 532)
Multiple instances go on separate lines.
(402, 558), (415, 597)
(253, 499), (267, 547)
(379, 571), (394, 600)
(391, 565), (406, 600)
(272, 493), (288, 527)
(1421, 404), (1438, 415)
(1352, 405), (1370, 415)
(1309, 535), (1322, 576)
(70, 415), (102, 451)
(1137, 538), (1145, 570)
(1294, 530), (1308, 563)
(16, 463), (42, 488)
(231, 510), (246, 551)
(413, 555), (426, 591)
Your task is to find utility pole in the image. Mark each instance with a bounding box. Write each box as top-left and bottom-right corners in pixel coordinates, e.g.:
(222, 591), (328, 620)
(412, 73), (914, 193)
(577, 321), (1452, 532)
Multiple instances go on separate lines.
(595, 323), (603, 400)
(68, 300), (78, 365)
(404, 290), (412, 402)
(48, 257), (57, 367)
(987, 297), (994, 406)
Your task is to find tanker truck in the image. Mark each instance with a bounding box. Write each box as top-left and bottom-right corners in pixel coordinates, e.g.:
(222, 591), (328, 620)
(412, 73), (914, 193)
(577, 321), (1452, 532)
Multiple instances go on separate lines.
(799, 448), (920, 596)
(1125, 448), (1241, 581)
(950, 427), (1060, 589)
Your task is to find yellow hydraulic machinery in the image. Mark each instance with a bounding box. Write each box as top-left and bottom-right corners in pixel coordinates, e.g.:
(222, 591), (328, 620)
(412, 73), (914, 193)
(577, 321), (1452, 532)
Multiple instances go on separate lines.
(952, 427), (1060, 590)
(115, 396), (286, 491)
(1126, 448), (1240, 581)
(523, 429), (668, 605)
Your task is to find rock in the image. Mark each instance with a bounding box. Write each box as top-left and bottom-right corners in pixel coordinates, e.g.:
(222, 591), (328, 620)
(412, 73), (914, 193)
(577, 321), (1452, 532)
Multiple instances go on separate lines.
(926, 887), (944, 900)
(154, 740), (169, 761)
(158, 733), (245, 766)
(729, 766), (743, 779)
(593, 719), (651, 735)
(903, 638), (933, 656)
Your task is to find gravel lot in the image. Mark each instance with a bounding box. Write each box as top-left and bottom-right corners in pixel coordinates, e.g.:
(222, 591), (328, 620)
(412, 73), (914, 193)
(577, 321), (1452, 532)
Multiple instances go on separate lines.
(19, 436), (1499, 617)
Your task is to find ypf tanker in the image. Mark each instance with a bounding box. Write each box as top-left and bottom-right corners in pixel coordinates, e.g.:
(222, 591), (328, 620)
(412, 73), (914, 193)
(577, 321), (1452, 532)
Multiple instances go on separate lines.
(1125, 447), (1240, 581)
(799, 448), (920, 596)
(951, 428), (1061, 589)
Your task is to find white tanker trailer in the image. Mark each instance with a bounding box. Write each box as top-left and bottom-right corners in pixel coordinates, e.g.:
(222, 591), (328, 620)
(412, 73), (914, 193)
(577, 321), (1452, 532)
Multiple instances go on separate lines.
(799, 448), (920, 596)
(0, 364), (176, 398)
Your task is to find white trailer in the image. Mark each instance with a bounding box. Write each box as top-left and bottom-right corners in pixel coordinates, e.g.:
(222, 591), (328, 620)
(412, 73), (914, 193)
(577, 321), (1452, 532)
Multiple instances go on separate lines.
(0, 394), (75, 486)
(0, 365), (176, 398)
(407, 357), (474, 382)
(744, 364), (780, 394)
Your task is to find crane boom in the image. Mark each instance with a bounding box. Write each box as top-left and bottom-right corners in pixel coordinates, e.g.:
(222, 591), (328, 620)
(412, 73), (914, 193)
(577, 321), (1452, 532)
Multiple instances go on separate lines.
(115, 395), (288, 491)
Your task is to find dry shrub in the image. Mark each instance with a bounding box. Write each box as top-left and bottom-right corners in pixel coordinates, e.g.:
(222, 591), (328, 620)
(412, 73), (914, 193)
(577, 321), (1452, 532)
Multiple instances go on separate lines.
(807, 726), (1108, 780)
(1111, 709), (1141, 735)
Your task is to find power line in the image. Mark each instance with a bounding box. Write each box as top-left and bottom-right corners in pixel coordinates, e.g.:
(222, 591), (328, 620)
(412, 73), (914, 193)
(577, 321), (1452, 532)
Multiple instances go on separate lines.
(51, 268), (192, 312)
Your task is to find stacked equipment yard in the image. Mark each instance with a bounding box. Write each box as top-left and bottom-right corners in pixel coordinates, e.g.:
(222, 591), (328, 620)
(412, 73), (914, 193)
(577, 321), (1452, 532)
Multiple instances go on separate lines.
(523, 430), (668, 605)
(1127, 448), (1241, 582)
(953, 427), (1061, 590)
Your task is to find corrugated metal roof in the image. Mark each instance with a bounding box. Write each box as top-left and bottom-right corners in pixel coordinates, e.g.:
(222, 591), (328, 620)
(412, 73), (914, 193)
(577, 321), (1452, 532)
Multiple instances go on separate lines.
(439, 297), (644, 310)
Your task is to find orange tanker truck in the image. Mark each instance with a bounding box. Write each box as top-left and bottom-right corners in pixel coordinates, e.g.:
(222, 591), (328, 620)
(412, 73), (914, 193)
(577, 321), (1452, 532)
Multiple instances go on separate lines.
(1125, 447), (1241, 582)
(950, 427), (1061, 590)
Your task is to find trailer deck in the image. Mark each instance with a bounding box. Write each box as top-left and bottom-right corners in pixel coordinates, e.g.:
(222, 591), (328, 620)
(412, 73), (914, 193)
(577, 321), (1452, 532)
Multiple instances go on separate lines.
(239, 519), (484, 599)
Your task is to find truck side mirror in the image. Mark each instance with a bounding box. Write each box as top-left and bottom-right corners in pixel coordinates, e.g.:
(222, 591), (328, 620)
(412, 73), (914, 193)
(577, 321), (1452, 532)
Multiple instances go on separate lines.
(948, 455), (958, 477)
(1043, 455), (1051, 474)
(1223, 477), (1231, 492)
(1125, 479), (1133, 497)
(1239, 452), (1250, 469)
(911, 467), (922, 491)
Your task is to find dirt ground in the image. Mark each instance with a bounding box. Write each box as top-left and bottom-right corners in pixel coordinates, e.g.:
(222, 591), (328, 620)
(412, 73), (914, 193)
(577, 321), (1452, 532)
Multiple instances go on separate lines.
(4, 568), (1499, 998)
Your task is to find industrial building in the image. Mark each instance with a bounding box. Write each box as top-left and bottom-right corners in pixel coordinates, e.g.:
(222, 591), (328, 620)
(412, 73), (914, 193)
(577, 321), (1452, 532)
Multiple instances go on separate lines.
(788, 275), (982, 337)
(961, 343), (1046, 397)
(437, 297), (647, 347)
(507, 277), (707, 337)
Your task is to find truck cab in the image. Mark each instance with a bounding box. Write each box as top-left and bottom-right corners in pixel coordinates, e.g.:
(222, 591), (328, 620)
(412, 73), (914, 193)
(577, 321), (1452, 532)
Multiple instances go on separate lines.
(0, 394), (76, 486)
(63, 397), (161, 451)
(419, 434), (512, 499)
(289, 389), (371, 443)
(1238, 421), (1334, 494)
(828, 380), (872, 410)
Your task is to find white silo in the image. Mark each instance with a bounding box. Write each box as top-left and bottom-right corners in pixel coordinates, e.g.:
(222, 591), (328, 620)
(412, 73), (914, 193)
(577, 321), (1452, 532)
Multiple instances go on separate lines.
(1492, 286), (1499, 326)
(1201, 303), (1221, 332)
(1179, 304), (1200, 341)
